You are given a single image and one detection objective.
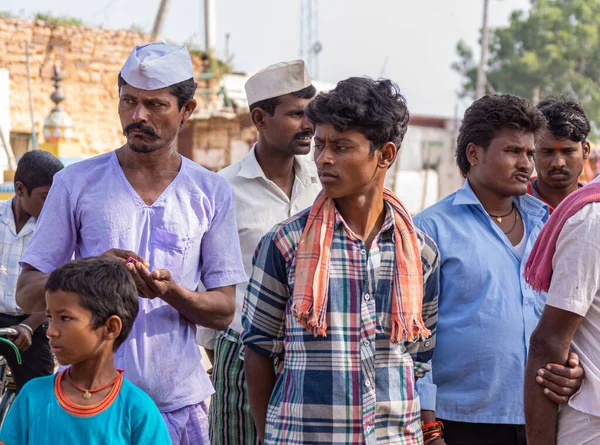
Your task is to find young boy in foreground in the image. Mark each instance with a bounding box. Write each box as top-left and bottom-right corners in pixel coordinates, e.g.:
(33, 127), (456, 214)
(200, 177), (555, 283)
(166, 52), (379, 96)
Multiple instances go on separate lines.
(0, 258), (171, 444)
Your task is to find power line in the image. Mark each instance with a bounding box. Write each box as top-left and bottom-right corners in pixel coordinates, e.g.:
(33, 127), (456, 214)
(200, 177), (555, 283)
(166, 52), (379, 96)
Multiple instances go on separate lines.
(91, 0), (124, 20)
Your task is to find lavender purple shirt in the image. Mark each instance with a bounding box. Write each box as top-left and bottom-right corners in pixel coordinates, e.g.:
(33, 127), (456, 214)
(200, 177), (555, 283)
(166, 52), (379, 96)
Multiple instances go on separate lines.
(21, 151), (246, 412)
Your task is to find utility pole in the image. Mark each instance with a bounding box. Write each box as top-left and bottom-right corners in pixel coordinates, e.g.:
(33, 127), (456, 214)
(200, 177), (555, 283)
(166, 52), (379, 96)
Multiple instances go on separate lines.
(476, 0), (490, 99)
(204, 0), (217, 60)
(151, 0), (171, 40)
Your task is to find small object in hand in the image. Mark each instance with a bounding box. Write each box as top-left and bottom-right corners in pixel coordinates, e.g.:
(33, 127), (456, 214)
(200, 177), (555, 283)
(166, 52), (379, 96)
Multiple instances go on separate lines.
(126, 257), (150, 268)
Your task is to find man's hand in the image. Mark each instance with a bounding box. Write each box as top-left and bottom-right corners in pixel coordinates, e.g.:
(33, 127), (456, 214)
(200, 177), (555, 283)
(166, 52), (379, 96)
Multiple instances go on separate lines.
(125, 261), (173, 299)
(101, 249), (146, 264)
(428, 440), (446, 445)
(10, 325), (33, 351)
(537, 351), (584, 404)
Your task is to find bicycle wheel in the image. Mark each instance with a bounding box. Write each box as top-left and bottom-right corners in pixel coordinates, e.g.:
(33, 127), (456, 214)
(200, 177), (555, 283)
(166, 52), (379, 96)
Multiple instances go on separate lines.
(0, 389), (16, 430)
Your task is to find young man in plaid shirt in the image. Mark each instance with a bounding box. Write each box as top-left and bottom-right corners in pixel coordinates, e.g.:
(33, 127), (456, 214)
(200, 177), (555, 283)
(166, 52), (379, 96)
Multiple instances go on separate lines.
(242, 77), (440, 445)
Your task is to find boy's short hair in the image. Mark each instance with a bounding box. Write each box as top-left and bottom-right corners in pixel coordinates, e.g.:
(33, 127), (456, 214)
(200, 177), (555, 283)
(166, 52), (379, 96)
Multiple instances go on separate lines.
(456, 94), (547, 177)
(45, 258), (139, 350)
(537, 96), (590, 143)
(305, 77), (410, 154)
(14, 150), (64, 194)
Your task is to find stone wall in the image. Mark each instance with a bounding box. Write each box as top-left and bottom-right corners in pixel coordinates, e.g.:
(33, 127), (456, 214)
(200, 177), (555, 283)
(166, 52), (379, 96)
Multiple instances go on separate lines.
(0, 18), (209, 155)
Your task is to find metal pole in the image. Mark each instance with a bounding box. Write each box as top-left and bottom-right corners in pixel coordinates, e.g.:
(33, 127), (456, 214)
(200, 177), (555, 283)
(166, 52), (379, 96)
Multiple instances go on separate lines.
(151, 0), (172, 40)
(421, 141), (433, 212)
(204, 0), (217, 59)
(476, 0), (490, 99)
(25, 42), (38, 150)
(0, 122), (17, 171)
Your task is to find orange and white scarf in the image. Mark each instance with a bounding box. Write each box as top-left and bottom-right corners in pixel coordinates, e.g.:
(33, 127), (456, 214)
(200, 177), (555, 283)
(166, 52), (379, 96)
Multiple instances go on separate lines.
(292, 188), (431, 344)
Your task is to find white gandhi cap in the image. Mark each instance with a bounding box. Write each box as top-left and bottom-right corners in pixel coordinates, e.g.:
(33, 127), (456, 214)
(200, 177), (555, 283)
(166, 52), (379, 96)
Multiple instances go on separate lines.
(120, 42), (194, 91)
(245, 60), (312, 106)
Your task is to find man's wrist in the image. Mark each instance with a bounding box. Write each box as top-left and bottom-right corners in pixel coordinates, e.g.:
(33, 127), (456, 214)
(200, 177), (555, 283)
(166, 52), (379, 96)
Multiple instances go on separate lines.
(18, 323), (34, 337)
(161, 281), (182, 303)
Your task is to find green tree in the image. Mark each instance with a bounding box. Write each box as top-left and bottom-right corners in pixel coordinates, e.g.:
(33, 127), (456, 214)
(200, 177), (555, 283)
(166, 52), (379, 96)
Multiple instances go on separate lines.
(453, 0), (600, 132)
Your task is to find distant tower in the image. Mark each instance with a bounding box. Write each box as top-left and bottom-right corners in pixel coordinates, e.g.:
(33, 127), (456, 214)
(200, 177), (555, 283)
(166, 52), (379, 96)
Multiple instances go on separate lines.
(299, 0), (322, 79)
(43, 64), (73, 143)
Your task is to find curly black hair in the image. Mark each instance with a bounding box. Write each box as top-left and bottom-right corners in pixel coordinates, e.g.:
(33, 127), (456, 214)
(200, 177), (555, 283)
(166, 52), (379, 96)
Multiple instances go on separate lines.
(305, 77), (410, 153)
(456, 94), (547, 177)
(537, 96), (590, 143)
(249, 85), (317, 115)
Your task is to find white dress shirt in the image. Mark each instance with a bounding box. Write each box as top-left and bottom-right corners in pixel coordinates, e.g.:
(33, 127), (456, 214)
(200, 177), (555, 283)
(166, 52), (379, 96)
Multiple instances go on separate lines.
(197, 146), (321, 346)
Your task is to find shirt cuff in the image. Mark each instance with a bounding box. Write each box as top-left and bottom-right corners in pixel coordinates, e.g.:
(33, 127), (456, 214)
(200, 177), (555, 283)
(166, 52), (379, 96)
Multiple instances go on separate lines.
(417, 378), (437, 411)
(241, 330), (283, 358)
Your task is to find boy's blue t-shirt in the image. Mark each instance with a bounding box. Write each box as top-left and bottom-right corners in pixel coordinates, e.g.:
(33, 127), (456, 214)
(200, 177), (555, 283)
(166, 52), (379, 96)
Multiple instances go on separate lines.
(0, 373), (171, 445)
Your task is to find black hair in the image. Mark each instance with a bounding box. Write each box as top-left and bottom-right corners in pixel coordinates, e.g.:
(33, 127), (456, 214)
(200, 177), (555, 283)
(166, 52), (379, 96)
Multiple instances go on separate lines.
(537, 96), (590, 143)
(14, 150), (64, 194)
(456, 94), (547, 177)
(249, 85), (317, 115)
(46, 258), (139, 351)
(305, 77), (410, 154)
(117, 73), (197, 110)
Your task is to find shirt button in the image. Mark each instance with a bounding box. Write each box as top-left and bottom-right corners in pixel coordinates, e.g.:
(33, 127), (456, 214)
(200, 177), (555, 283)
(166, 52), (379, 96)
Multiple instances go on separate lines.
(364, 294), (371, 301)
(365, 379), (371, 387)
(363, 340), (370, 346)
(366, 425), (373, 433)
(425, 340), (431, 347)
(360, 249), (366, 255)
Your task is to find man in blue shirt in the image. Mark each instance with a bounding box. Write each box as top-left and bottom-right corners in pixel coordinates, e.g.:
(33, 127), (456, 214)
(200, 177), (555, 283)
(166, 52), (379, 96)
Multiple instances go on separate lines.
(415, 94), (583, 445)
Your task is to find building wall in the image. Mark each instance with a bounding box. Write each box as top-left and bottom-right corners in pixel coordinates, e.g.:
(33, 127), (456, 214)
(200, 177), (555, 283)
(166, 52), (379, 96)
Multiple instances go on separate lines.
(386, 121), (463, 214)
(0, 18), (208, 155)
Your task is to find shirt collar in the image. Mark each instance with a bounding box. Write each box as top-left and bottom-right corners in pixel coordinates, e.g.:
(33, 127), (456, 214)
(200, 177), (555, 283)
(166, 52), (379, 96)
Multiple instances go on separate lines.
(333, 200), (396, 240)
(453, 178), (548, 220)
(238, 144), (320, 186)
(0, 198), (36, 238)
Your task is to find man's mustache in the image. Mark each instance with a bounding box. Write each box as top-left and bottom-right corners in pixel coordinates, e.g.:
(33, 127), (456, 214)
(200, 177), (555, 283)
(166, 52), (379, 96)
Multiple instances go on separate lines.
(123, 123), (159, 138)
(294, 130), (314, 140)
(548, 168), (569, 176)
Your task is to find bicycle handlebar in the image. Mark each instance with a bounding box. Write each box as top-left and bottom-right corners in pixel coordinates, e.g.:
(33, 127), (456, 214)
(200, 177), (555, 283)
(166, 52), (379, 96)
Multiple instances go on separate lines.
(0, 328), (18, 338)
(0, 328), (22, 364)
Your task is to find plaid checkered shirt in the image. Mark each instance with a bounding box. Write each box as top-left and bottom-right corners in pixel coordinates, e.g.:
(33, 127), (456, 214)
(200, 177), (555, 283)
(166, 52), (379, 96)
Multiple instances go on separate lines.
(242, 202), (440, 445)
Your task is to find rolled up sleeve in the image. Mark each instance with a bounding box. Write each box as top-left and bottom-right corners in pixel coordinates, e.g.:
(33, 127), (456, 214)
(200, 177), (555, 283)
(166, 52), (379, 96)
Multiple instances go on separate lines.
(417, 365), (437, 411)
(241, 232), (290, 358)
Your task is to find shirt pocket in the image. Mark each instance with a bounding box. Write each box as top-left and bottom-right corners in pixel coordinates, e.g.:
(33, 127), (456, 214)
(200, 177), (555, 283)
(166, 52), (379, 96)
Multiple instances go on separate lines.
(149, 228), (191, 273)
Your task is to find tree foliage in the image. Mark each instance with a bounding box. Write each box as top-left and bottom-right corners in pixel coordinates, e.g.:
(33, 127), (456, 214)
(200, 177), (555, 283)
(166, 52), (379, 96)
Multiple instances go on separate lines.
(453, 0), (600, 133)
(35, 12), (84, 27)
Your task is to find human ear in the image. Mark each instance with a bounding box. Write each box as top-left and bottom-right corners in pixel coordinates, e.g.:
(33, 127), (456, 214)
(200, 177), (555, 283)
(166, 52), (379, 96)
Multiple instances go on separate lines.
(583, 141), (591, 160)
(14, 181), (26, 196)
(250, 108), (267, 130)
(103, 315), (122, 344)
(378, 141), (397, 169)
(181, 99), (197, 124)
(466, 142), (481, 167)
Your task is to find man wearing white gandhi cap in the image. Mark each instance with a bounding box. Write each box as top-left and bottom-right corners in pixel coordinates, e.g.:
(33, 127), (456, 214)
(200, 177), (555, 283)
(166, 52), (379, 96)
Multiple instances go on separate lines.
(17, 42), (247, 445)
(195, 60), (321, 444)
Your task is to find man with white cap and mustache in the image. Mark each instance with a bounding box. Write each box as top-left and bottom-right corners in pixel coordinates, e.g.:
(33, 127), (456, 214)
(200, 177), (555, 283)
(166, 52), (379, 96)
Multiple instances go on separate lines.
(16, 42), (247, 445)
(198, 60), (321, 445)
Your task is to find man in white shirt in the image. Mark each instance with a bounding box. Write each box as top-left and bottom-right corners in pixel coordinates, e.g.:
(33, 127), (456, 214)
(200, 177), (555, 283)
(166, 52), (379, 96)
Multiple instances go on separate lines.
(201, 60), (322, 445)
(0, 150), (63, 391)
(525, 175), (600, 444)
